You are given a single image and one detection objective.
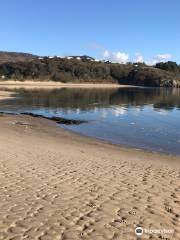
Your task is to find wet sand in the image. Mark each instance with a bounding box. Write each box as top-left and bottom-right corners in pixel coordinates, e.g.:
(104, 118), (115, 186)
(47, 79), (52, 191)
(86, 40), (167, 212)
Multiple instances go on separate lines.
(0, 114), (180, 239)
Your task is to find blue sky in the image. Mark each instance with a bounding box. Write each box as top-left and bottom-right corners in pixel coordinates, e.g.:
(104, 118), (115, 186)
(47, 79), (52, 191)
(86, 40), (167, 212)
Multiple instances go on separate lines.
(0, 0), (179, 63)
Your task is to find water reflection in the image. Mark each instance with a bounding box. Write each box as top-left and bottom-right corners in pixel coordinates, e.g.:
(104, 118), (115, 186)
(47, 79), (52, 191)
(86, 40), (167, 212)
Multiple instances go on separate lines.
(0, 87), (180, 154)
(1, 87), (180, 111)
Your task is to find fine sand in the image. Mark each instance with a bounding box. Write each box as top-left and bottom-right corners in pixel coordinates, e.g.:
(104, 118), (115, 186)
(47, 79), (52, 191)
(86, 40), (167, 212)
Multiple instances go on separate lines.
(0, 80), (135, 90)
(0, 91), (14, 100)
(0, 114), (180, 240)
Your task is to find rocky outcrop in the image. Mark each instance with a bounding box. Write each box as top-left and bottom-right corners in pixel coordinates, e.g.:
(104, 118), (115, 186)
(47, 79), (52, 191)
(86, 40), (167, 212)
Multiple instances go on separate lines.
(123, 67), (180, 87)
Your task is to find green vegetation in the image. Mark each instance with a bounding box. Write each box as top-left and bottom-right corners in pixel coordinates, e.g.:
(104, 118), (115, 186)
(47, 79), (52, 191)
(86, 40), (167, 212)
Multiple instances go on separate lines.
(155, 61), (180, 74)
(0, 52), (180, 87)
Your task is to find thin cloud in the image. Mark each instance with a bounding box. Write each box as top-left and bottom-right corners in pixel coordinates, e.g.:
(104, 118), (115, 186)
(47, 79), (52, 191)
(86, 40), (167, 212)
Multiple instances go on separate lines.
(87, 44), (173, 65)
(156, 54), (172, 60)
(86, 43), (105, 51)
(101, 50), (129, 63)
(154, 54), (172, 63)
(134, 52), (144, 63)
(147, 54), (173, 65)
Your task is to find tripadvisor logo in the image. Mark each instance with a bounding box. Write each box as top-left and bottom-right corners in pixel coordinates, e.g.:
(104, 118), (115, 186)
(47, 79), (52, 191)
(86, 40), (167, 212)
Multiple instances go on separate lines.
(135, 227), (143, 236)
(135, 226), (174, 237)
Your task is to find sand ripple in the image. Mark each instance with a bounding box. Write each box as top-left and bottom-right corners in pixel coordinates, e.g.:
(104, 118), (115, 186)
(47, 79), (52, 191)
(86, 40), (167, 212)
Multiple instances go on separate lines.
(0, 115), (180, 239)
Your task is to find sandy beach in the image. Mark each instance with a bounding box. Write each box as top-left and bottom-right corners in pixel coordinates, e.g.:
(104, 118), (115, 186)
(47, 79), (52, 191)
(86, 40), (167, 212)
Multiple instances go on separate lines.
(0, 90), (14, 100)
(0, 114), (179, 240)
(0, 80), (135, 90)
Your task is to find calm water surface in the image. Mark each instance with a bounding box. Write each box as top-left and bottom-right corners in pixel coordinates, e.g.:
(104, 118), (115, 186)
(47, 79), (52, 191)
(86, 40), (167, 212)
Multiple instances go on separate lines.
(0, 87), (180, 155)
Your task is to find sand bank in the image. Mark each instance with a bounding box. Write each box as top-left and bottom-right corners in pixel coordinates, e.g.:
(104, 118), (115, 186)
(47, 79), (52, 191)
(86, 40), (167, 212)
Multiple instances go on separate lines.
(0, 80), (135, 89)
(0, 90), (14, 100)
(0, 114), (179, 239)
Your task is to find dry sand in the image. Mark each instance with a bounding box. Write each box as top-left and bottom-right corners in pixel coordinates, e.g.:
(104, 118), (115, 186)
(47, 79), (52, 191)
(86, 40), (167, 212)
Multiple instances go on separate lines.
(0, 114), (180, 240)
(0, 91), (14, 100)
(0, 80), (135, 90)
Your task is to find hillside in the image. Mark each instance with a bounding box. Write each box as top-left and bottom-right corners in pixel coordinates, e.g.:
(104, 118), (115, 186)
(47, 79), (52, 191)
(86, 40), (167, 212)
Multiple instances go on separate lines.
(0, 51), (38, 64)
(0, 51), (180, 87)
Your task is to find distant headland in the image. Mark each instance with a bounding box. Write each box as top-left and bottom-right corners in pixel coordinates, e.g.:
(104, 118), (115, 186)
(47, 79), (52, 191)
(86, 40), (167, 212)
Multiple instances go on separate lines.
(0, 51), (180, 87)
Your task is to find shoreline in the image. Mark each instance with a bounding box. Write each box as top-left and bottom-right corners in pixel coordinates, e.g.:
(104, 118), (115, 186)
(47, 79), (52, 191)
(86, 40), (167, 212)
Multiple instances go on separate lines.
(1, 113), (178, 160)
(61, 124), (180, 158)
(0, 90), (15, 100)
(1, 111), (179, 157)
(0, 114), (180, 239)
(0, 80), (136, 89)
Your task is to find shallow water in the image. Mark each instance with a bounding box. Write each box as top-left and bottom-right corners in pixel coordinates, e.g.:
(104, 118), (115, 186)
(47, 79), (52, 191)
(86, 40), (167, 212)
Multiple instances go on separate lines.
(0, 87), (180, 155)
